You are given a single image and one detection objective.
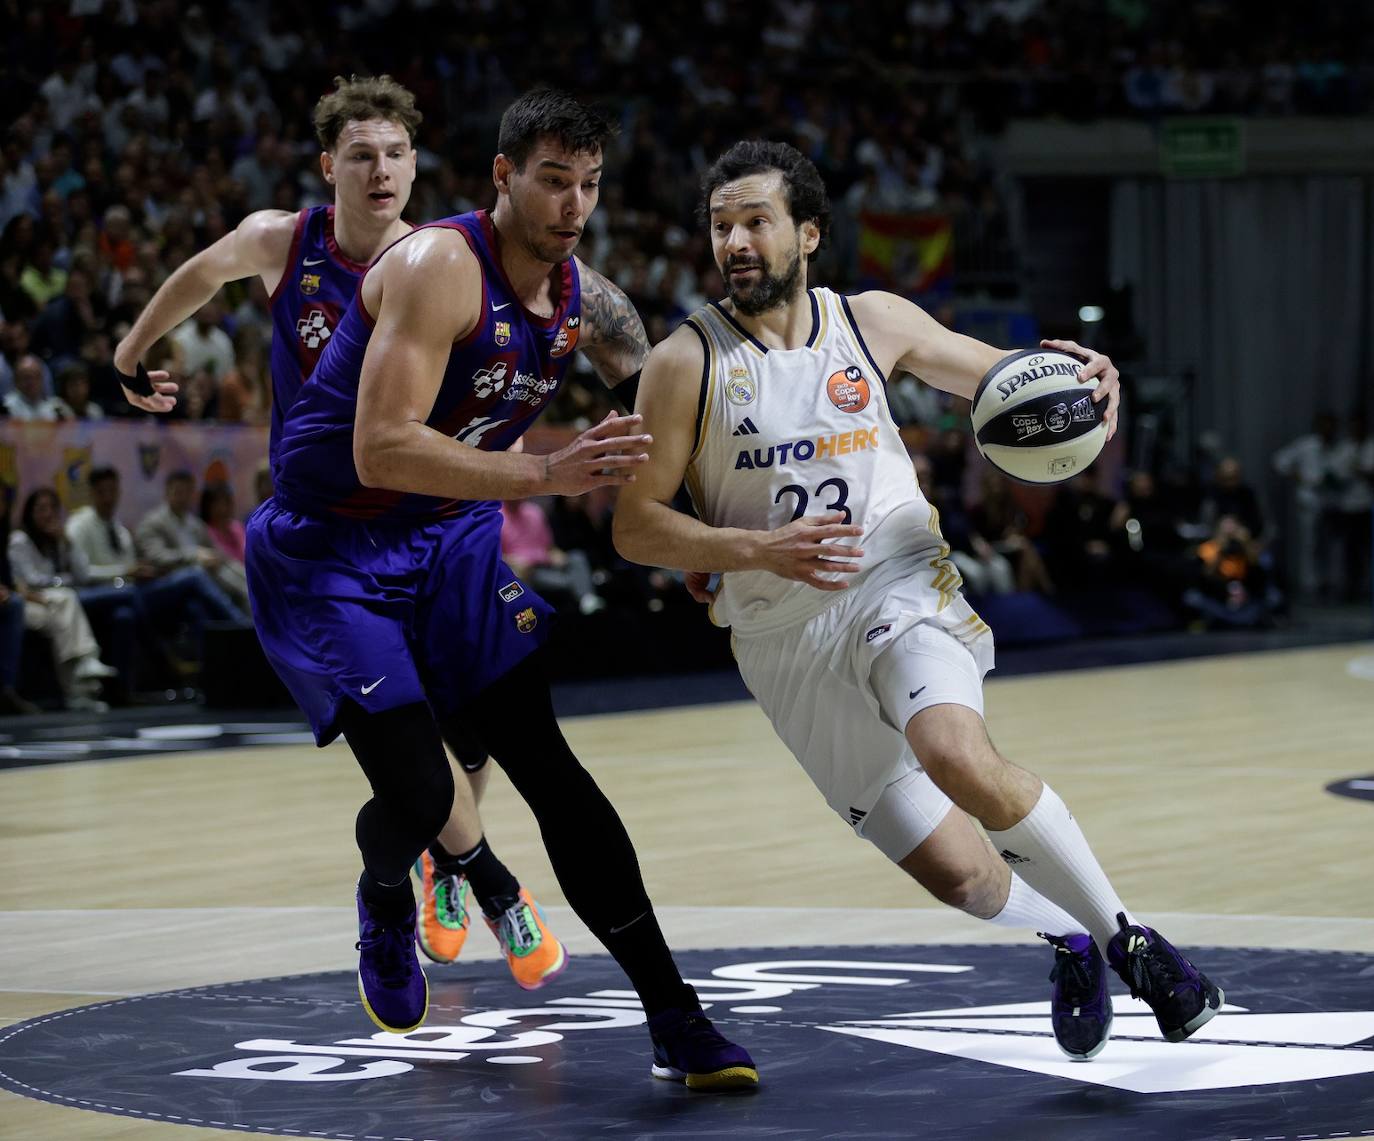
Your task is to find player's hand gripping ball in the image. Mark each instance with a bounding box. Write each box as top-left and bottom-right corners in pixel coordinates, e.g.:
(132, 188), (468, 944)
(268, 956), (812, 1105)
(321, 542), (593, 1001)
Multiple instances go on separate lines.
(970, 349), (1107, 485)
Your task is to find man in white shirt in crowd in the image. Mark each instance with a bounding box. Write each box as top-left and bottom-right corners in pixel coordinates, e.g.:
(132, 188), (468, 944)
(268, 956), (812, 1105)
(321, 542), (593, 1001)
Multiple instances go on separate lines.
(169, 298), (235, 383)
(135, 469), (250, 616)
(3, 355), (66, 421)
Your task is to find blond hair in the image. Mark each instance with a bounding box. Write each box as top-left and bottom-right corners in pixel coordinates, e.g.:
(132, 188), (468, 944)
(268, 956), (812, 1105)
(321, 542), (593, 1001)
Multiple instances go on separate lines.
(312, 74), (422, 151)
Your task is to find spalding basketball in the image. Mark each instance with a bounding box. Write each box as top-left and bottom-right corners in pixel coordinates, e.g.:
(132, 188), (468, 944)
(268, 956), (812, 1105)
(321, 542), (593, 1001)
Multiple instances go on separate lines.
(970, 349), (1107, 485)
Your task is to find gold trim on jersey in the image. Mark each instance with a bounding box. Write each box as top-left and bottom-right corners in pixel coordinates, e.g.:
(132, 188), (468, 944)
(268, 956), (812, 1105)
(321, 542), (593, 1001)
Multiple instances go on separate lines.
(684, 314), (717, 470)
(811, 289), (830, 347)
(924, 502), (962, 612)
(708, 304), (767, 358)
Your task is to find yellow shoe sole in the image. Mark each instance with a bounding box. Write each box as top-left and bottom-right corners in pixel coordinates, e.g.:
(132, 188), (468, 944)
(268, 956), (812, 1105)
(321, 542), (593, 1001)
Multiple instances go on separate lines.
(684, 1066), (760, 1091)
(357, 971), (429, 1034)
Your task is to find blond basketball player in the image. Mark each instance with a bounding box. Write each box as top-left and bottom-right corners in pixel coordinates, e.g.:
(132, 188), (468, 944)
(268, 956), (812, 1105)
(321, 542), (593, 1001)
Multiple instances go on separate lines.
(614, 141), (1223, 1061)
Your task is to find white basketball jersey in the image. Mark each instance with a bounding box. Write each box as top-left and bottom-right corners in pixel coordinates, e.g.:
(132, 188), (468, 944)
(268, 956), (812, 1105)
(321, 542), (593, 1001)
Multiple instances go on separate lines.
(684, 288), (964, 636)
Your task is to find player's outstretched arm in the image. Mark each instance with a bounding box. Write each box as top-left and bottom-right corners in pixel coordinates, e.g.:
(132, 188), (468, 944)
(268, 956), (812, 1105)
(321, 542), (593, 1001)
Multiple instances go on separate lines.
(613, 328), (865, 589)
(114, 209), (297, 413)
(848, 292), (1120, 440)
(353, 232), (651, 501)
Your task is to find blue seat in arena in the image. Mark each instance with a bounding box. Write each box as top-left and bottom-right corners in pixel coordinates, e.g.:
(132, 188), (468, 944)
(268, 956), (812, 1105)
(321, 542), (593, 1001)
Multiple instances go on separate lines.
(969, 592), (1085, 645)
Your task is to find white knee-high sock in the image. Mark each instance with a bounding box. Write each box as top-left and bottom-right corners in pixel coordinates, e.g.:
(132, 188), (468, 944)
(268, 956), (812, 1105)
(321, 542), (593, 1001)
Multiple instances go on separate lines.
(985, 783), (1134, 953)
(987, 873), (1080, 938)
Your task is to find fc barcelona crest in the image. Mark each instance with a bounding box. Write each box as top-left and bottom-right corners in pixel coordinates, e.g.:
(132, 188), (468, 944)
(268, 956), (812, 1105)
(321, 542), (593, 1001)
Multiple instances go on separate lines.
(515, 607), (538, 634)
(551, 315), (580, 358)
(300, 273), (321, 296)
(494, 320), (511, 347)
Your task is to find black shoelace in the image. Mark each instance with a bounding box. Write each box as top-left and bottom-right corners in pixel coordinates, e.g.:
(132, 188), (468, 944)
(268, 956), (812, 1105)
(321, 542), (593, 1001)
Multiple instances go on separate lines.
(1124, 938), (1188, 1000)
(1049, 948), (1093, 1001)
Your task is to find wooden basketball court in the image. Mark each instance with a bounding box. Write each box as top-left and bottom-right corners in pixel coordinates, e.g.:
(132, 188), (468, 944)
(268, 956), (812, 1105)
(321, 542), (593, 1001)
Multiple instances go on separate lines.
(3, 641), (1372, 1138)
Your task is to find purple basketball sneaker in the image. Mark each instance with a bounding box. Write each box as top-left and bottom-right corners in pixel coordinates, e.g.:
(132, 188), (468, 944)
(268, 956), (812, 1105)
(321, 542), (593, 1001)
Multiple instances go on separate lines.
(1106, 912), (1223, 1042)
(648, 1007), (759, 1091)
(1043, 932), (1112, 1060)
(356, 890), (428, 1033)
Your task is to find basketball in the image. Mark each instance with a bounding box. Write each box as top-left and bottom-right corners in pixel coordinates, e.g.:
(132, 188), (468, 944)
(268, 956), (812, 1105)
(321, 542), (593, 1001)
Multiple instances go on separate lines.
(970, 349), (1108, 485)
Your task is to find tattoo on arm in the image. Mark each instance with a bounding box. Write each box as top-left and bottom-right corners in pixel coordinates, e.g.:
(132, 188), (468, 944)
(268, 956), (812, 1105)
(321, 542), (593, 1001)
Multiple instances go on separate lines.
(578, 263), (650, 388)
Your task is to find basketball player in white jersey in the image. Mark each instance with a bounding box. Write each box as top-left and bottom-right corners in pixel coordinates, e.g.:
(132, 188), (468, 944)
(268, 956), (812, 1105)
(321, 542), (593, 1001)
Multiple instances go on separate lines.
(614, 141), (1222, 1060)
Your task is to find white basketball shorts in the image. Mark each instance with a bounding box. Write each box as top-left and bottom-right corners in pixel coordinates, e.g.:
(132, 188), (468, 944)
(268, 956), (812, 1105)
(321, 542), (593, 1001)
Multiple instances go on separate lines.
(731, 556), (995, 859)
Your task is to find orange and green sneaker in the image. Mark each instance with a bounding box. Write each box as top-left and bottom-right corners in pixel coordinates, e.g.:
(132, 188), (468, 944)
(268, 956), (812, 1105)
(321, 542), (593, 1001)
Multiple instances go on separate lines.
(484, 887), (568, 990)
(413, 849), (473, 965)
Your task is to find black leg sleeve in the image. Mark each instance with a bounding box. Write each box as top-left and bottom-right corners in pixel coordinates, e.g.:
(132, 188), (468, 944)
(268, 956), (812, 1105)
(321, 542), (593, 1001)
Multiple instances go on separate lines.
(339, 700), (454, 889)
(455, 652), (693, 1015)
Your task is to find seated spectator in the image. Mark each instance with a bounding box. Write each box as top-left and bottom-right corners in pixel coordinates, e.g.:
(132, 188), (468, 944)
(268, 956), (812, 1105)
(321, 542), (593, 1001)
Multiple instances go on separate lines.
(1182, 514), (1283, 629)
(30, 267), (101, 364)
(176, 367), (221, 420)
(170, 297), (234, 383)
(200, 482), (246, 567)
(70, 466), (246, 670)
(1110, 469), (1192, 592)
(3, 353), (66, 420)
(137, 470), (250, 617)
(8, 487), (118, 711)
(19, 240), (66, 310)
(1043, 468), (1119, 588)
(500, 496), (605, 615)
(1199, 456), (1266, 538)
(215, 325), (269, 425)
(53, 360), (104, 420)
(0, 508), (40, 714)
(550, 486), (674, 610)
(969, 468), (1055, 593)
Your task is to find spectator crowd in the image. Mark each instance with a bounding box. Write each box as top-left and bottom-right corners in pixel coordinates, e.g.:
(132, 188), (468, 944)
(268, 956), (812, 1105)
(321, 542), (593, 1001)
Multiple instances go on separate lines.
(2, 0), (1371, 711)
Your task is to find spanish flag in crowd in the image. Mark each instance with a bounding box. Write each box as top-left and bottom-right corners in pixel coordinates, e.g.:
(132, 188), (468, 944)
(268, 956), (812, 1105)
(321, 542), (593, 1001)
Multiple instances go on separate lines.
(857, 212), (953, 296)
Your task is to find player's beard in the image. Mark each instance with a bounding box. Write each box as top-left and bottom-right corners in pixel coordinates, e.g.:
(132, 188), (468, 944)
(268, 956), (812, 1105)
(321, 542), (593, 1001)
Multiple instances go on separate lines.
(723, 244), (803, 316)
(518, 214), (581, 264)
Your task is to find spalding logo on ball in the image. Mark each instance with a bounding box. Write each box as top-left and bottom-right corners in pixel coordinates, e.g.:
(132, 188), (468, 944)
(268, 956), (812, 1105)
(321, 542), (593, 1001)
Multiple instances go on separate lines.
(970, 349), (1107, 484)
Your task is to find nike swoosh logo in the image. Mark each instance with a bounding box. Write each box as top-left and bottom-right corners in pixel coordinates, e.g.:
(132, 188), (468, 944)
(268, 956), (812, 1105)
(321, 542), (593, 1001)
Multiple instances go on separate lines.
(361, 676), (386, 695)
(608, 911), (648, 935)
(491, 301), (512, 312)
(303, 257), (326, 266)
(909, 686), (926, 700)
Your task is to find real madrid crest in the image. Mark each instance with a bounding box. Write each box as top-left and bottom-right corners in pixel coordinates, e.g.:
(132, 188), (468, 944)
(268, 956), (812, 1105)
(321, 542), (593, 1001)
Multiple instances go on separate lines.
(725, 366), (756, 406)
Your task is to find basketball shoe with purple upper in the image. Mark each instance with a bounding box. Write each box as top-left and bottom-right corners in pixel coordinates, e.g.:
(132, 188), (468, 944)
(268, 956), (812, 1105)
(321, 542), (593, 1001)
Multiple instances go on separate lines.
(355, 890), (428, 1033)
(1043, 932), (1113, 1060)
(1106, 912), (1223, 1042)
(648, 1006), (759, 1091)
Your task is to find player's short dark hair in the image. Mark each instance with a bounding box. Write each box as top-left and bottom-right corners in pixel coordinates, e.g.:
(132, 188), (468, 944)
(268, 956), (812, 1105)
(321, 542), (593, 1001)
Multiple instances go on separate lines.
(698, 140), (831, 249)
(166, 469), (194, 488)
(497, 89), (618, 172)
(313, 75), (422, 152)
(89, 465), (119, 487)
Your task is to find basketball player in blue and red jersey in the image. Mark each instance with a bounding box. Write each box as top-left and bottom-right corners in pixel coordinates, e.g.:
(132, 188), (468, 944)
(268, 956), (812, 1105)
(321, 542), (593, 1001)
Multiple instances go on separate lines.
(235, 90), (757, 1089)
(114, 76), (568, 992)
(616, 140), (1223, 1063)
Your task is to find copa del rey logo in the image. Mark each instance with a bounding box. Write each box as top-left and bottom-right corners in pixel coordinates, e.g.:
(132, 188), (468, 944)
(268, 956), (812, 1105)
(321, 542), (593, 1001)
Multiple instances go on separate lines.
(170, 957), (1374, 1094)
